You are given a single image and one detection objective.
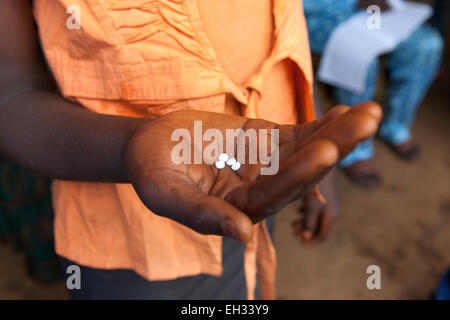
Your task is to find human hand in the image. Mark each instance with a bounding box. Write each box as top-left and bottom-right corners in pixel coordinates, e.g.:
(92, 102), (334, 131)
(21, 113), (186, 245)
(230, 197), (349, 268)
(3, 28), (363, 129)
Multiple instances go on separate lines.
(293, 186), (339, 245)
(123, 102), (382, 242)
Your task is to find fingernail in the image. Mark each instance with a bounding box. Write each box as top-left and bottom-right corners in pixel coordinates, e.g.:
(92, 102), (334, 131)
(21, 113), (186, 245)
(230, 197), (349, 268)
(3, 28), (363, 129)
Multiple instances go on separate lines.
(223, 219), (241, 242)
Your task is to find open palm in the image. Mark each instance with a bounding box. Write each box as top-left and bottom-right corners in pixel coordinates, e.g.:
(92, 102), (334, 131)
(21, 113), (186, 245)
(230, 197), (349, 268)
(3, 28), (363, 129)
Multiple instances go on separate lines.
(124, 102), (382, 242)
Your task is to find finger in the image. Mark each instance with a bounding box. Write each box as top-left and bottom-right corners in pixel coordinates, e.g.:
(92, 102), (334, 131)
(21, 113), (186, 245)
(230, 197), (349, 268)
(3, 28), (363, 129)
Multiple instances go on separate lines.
(238, 105), (350, 180)
(294, 102), (381, 158)
(277, 105), (351, 162)
(302, 197), (324, 240)
(278, 105), (350, 145)
(317, 209), (336, 240)
(351, 101), (383, 122)
(135, 169), (254, 242)
(294, 202), (315, 240)
(227, 139), (339, 222)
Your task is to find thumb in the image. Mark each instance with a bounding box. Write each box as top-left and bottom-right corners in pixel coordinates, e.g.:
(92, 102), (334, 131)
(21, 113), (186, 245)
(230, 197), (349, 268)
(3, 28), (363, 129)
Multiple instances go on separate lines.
(134, 172), (254, 242)
(187, 193), (254, 242)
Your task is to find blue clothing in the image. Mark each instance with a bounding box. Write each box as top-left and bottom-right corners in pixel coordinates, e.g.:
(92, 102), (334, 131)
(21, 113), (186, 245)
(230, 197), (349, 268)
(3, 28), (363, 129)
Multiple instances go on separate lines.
(432, 269), (450, 300)
(303, 0), (444, 166)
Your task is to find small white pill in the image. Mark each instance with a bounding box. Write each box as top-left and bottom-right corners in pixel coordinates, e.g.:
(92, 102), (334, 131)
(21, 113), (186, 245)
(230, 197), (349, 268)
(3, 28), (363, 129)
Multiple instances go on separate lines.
(218, 153), (229, 162)
(231, 161), (241, 171)
(215, 161), (225, 170)
(226, 157), (237, 166)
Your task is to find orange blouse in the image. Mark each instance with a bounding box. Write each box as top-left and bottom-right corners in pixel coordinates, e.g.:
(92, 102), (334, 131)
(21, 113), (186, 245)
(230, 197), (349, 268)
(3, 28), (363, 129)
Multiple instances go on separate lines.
(33, 0), (314, 300)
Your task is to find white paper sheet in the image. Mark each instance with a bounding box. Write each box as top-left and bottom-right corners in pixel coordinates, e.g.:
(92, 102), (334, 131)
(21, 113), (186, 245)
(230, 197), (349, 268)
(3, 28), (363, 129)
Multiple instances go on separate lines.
(317, 0), (433, 94)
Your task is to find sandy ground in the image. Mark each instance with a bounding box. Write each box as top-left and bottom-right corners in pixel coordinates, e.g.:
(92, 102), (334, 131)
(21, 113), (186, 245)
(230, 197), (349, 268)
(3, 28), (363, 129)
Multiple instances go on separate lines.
(275, 83), (450, 300)
(0, 82), (448, 300)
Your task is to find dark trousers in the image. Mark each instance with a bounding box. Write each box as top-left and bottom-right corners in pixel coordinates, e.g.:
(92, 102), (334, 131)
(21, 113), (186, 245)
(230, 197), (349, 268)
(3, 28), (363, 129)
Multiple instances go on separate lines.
(60, 217), (274, 300)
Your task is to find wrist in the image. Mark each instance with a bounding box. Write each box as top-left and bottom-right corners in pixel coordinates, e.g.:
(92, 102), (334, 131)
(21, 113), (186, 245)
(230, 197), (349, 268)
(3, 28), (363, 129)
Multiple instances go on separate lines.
(120, 117), (154, 183)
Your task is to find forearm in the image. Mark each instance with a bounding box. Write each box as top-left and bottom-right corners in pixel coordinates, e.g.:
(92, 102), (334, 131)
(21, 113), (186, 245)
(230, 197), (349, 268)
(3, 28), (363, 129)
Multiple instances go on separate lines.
(0, 89), (147, 183)
(0, 0), (150, 183)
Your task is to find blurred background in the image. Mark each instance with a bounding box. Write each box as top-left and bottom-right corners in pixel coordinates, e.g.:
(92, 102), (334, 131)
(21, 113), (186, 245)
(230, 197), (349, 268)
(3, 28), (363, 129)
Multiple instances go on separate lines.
(0, 0), (449, 299)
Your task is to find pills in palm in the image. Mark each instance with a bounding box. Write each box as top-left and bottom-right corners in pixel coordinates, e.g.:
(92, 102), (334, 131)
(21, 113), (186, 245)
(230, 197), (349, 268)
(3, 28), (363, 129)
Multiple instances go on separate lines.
(231, 161), (241, 171)
(218, 153), (229, 162)
(215, 154), (241, 172)
(215, 161), (226, 169)
(226, 157), (237, 166)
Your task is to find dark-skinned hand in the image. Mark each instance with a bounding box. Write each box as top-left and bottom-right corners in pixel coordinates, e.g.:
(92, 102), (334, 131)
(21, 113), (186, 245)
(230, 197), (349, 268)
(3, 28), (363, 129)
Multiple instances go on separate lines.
(123, 102), (382, 242)
(293, 168), (340, 245)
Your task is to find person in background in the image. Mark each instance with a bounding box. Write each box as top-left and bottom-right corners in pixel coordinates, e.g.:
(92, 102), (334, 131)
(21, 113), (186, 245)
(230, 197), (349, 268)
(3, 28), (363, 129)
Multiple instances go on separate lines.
(303, 0), (444, 188)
